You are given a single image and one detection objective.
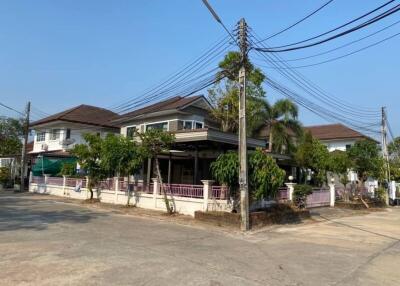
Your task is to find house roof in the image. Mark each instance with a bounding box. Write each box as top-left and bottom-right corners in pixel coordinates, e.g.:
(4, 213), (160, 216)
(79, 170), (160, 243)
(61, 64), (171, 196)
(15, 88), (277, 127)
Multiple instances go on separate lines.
(30, 105), (119, 129)
(304, 123), (371, 141)
(116, 95), (209, 123)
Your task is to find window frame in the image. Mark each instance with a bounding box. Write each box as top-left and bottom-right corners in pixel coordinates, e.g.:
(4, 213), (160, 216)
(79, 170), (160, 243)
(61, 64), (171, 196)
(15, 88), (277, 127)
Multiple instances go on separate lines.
(126, 125), (137, 139)
(145, 121), (169, 132)
(49, 129), (60, 141)
(36, 132), (46, 142)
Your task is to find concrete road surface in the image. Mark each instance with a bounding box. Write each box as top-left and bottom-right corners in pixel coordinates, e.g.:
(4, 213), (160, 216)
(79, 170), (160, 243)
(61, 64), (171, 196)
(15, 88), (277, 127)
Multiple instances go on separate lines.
(0, 192), (399, 286)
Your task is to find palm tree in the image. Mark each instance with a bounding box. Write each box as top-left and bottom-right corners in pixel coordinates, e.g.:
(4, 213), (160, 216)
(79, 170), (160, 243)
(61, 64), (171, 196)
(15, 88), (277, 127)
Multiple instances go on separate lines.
(266, 99), (302, 154)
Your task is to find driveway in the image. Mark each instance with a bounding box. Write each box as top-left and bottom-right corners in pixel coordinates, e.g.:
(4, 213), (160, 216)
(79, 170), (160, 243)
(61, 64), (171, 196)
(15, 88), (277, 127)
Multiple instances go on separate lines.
(0, 192), (399, 286)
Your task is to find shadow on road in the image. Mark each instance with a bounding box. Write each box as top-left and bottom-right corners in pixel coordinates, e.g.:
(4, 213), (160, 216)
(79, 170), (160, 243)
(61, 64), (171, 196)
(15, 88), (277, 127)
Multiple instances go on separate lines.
(0, 193), (107, 232)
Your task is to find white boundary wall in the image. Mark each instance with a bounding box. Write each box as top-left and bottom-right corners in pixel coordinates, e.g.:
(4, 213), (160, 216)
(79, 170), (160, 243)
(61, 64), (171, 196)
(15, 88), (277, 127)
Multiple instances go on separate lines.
(29, 176), (231, 217)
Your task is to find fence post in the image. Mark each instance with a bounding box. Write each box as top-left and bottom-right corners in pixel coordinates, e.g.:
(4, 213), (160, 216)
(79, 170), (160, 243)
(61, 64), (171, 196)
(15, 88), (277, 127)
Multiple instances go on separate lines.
(152, 178), (159, 208)
(44, 174), (49, 193)
(285, 182), (296, 201)
(329, 182), (335, 207)
(201, 180), (214, 211)
(114, 177), (119, 204)
(28, 171), (33, 192)
(62, 175), (67, 195)
(85, 176), (89, 199)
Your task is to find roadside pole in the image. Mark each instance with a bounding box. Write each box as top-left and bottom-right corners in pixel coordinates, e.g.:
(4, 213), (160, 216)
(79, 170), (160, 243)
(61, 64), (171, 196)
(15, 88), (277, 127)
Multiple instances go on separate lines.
(20, 101), (30, 192)
(238, 18), (249, 231)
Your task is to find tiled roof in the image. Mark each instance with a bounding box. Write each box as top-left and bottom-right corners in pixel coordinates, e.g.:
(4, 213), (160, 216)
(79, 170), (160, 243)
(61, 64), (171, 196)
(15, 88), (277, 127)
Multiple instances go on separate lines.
(116, 95), (205, 122)
(30, 105), (119, 128)
(304, 123), (368, 140)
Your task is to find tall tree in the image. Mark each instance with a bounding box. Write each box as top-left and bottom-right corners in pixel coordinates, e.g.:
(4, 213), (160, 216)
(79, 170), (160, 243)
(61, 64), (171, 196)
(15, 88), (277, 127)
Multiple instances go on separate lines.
(328, 150), (352, 186)
(139, 129), (175, 213)
(71, 133), (104, 200)
(266, 99), (302, 154)
(208, 51), (269, 136)
(0, 117), (23, 156)
(295, 131), (330, 186)
(101, 134), (144, 205)
(347, 139), (382, 189)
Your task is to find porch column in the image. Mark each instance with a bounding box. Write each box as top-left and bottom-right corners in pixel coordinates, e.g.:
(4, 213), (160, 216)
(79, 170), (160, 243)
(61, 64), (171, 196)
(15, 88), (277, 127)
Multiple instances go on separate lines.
(152, 178), (159, 208)
(168, 154), (172, 184)
(194, 148), (199, 184)
(201, 180), (214, 211)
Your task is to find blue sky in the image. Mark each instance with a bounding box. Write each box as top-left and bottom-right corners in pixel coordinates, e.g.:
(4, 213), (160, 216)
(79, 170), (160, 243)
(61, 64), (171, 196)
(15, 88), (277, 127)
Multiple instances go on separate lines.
(0, 0), (399, 138)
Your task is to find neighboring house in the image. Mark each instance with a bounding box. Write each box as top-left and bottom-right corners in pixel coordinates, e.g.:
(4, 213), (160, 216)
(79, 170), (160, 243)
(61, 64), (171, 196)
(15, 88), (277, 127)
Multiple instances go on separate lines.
(115, 95), (266, 185)
(305, 123), (379, 184)
(29, 105), (119, 175)
(0, 142), (33, 180)
(304, 123), (376, 152)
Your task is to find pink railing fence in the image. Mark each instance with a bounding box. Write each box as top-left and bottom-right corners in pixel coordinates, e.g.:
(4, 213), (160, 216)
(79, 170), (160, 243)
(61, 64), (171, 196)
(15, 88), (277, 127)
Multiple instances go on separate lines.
(46, 177), (63, 186)
(306, 188), (330, 208)
(97, 179), (114, 190)
(162, 184), (203, 198)
(65, 178), (77, 187)
(211, 185), (229, 199)
(135, 182), (153, 194)
(277, 187), (289, 202)
(32, 176), (44, 184)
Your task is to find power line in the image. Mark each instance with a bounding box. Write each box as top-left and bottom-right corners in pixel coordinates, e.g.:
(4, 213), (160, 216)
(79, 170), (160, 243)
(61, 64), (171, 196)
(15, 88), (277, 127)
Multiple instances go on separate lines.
(254, 18), (400, 63)
(256, 0), (335, 43)
(254, 30), (400, 69)
(0, 102), (24, 116)
(255, 1), (400, 53)
(249, 31), (381, 118)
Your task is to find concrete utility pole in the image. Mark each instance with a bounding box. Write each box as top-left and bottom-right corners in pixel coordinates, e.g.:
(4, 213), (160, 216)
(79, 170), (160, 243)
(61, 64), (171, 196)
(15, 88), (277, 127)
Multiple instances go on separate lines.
(238, 18), (249, 231)
(20, 101), (30, 192)
(381, 107), (390, 183)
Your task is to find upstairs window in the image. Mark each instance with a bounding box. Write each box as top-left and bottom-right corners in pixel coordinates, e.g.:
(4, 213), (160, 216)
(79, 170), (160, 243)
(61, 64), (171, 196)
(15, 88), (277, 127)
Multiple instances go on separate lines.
(126, 126), (137, 138)
(345, 144), (352, 151)
(66, 129), (71, 139)
(50, 129), (60, 140)
(183, 121), (192, 130)
(146, 122), (168, 131)
(195, 121), (204, 129)
(178, 120), (204, 130)
(36, 132), (45, 142)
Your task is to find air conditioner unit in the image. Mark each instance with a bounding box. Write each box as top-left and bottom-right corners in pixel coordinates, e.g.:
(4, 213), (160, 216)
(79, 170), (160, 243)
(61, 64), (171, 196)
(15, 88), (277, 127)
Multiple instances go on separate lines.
(41, 143), (48, 151)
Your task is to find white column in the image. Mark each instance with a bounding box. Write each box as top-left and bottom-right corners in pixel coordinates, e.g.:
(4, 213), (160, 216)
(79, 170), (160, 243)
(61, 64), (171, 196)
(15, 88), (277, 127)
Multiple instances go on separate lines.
(85, 176), (89, 199)
(201, 180), (214, 211)
(114, 177), (119, 204)
(44, 174), (49, 193)
(28, 171), (33, 192)
(390, 181), (396, 200)
(329, 183), (335, 207)
(152, 178), (159, 208)
(285, 183), (296, 201)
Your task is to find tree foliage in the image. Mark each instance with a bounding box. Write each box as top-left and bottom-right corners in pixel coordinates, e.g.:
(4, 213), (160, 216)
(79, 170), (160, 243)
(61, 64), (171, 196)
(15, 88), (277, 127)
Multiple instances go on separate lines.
(295, 131), (330, 186)
(347, 139), (382, 183)
(0, 117), (23, 156)
(139, 129), (175, 213)
(210, 149), (286, 200)
(71, 133), (104, 199)
(328, 150), (352, 186)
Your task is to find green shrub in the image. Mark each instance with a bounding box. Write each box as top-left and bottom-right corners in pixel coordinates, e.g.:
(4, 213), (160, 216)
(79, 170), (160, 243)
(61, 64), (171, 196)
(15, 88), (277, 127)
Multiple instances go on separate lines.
(0, 167), (10, 184)
(293, 184), (313, 209)
(375, 187), (387, 203)
(59, 162), (76, 177)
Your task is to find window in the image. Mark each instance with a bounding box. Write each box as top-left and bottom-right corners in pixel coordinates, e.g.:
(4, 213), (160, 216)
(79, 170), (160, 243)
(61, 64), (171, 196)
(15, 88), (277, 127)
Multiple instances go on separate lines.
(183, 121), (192, 130)
(195, 122), (204, 129)
(126, 126), (137, 138)
(50, 129), (60, 140)
(345, 144), (352, 151)
(146, 122), (168, 131)
(36, 132), (45, 142)
(66, 129), (71, 139)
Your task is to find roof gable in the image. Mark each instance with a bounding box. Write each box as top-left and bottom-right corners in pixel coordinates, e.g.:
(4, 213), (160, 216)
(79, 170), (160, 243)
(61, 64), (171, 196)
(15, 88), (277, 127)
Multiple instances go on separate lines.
(304, 123), (370, 141)
(30, 105), (119, 128)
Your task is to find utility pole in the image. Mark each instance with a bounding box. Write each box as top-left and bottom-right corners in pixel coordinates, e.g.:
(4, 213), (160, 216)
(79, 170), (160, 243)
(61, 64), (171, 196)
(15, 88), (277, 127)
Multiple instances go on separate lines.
(238, 18), (249, 231)
(381, 107), (390, 184)
(20, 101), (30, 192)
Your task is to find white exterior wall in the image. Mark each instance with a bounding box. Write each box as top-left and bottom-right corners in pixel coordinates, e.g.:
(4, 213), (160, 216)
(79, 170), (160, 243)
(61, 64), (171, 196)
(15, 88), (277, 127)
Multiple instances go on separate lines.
(29, 182), (231, 216)
(32, 122), (118, 153)
(321, 139), (357, 152)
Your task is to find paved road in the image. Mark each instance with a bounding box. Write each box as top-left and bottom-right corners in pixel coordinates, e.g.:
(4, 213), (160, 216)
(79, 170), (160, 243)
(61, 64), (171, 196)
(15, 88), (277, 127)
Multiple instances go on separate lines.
(0, 192), (399, 286)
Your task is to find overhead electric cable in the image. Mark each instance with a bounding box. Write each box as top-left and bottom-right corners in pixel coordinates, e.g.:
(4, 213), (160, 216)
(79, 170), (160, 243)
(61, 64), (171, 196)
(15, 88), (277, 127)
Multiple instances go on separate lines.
(0, 102), (24, 116)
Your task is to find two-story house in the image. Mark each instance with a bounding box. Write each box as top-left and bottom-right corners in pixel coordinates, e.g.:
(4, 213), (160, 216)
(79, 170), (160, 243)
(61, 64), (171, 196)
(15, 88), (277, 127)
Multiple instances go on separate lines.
(29, 104), (119, 175)
(115, 95), (266, 185)
(304, 123), (377, 152)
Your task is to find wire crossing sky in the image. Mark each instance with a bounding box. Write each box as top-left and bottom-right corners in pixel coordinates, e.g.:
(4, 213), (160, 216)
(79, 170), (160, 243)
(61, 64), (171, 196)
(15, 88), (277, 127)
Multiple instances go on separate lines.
(0, 0), (399, 137)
